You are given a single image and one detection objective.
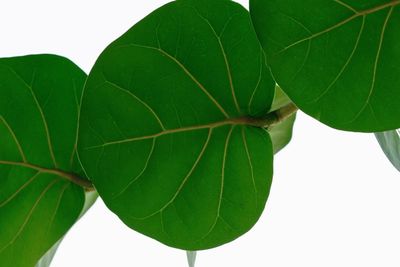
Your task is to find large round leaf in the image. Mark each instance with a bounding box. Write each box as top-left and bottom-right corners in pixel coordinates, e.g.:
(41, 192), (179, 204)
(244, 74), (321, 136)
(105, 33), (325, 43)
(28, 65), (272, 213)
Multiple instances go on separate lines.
(250, 0), (400, 132)
(78, 0), (275, 250)
(0, 55), (92, 266)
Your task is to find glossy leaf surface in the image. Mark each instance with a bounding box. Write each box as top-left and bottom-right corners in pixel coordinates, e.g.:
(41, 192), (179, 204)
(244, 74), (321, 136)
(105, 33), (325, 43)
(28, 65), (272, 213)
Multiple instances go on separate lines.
(375, 130), (400, 172)
(251, 0), (400, 132)
(0, 55), (89, 266)
(78, 0), (275, 250)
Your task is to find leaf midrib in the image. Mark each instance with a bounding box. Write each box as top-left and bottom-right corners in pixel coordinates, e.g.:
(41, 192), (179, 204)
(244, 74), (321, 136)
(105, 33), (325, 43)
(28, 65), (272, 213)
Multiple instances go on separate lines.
(0, 160), (92, 189)
(84, 115), (269, 150)
(276, 0), (400, 54)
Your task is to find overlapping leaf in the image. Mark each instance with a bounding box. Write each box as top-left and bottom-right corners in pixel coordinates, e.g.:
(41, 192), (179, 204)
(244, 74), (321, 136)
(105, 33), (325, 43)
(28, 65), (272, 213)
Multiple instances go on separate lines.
(34, 191), (98, 267)
(0, 55), (92, 266)
(251, 0), (400, 132)
(375, 130), (400, 172)
(269, 86), (296, 154)
(78, 0), (276, 250)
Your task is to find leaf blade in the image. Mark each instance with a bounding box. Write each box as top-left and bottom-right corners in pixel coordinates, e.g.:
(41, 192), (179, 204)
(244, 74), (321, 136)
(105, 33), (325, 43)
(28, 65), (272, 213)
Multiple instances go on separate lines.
(78, 0), (275, 250)
(0, 54), (91, 266)
(250, 0), (400, 132)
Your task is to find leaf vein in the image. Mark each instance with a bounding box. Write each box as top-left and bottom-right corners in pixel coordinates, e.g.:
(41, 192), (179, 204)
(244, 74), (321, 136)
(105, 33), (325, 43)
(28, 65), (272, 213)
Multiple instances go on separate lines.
(0, 178), (61, 254)
(0, 172), (40, 208)
(275, 1), (399, 55)
(0, 115), (27, 163)
(132, 128), (213, 219)
(308, 15), (366, 104)
(334, 0), (358, 13)
(349, 6), (394, 123)
(103, 79), (166, 131)
(45, 182), (71, 238)
(5, 67), (58, 168)
(112, 138), (156, 199)
(85, 117), (249, 149)
(200, 125), (234, 240)
(241, 127), (257, 207)
(70, 80), (83, 168)
(116, 43), (229, 118)
(248, 50), (264, 114)
(193, 9), (241, 114)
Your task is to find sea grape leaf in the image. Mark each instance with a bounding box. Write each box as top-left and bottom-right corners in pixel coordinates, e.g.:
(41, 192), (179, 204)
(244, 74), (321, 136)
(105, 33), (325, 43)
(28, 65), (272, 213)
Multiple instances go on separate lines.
(35, 191), (98, 267)
(78, 0), (275, 250)
(269, 86), (296, 154)
(250, 0), (400, 132)
(375, 130), (400, 172)
(0, 54), (91, 267)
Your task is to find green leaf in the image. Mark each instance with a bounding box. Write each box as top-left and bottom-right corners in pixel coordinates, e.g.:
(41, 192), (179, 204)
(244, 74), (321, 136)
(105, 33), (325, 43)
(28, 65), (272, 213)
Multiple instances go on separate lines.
(269, 113), (296, 154)
(0, 54), (91, 267)
(250, 0), (400, 132)
(270, 85), (292, 112)
(34, 240), (63, 267)
(35, 191), (98, 267)
(375, 130), (400, 172)
(269, 86), (296, 154)
(78, 0), (275, 250)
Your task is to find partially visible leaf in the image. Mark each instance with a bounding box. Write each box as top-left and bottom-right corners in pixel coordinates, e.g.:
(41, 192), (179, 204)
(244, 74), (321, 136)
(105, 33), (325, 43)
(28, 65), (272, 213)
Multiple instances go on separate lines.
(375, 130), (400, 172)
(270, 85), (291, 112)
(269, 86), (296, 154)
(269, 113), (296, 154)
(0, 54), (91, 267)
(186, 251), (196, 267)
(250, 0), (400, 132)
(80, 191), (99, 218)
(78, 0), (275, 250)
(35, 191), (98, 267)
(35, 240), (63, 267)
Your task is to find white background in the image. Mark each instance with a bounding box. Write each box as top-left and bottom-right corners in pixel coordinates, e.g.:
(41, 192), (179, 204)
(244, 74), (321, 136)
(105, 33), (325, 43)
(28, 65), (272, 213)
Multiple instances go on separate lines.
(1, 1), (400, 266)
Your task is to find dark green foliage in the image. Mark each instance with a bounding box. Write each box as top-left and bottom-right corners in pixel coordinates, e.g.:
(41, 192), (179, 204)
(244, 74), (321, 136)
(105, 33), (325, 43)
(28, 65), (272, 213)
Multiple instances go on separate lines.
(0, 55), (92, 266)
(78, 0), (276, 250)
(251, 0), (400, 132)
